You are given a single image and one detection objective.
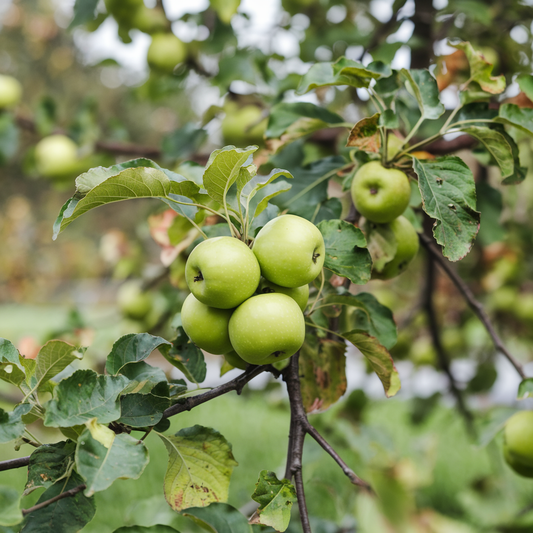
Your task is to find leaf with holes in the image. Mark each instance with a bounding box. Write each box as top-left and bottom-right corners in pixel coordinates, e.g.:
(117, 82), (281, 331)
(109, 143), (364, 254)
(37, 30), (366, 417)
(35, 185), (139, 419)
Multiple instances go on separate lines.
(250, 471), (296, 532)
(0, 338), (26, 387)
(159, 426), (238, 511)
(414, 156), (480, 261)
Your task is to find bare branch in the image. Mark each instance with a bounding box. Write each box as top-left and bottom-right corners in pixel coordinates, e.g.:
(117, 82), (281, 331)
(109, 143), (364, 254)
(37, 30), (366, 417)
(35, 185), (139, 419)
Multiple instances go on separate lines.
(162, 364), (268, 419)
(419, 233), (526, 379)
(0, 455), (30, 472)
(22, 484), (86, 516)
(294, 469), (311, 533)
(304, 423), (372, 491)
(424, 251), (477, 438)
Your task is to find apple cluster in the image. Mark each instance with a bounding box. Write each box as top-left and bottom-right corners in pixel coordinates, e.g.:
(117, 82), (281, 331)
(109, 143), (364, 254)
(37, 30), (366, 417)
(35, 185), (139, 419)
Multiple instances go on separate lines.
(180, 215), (325, 366)
(351, 161), (419, 279)
(503, 411), (533, 478)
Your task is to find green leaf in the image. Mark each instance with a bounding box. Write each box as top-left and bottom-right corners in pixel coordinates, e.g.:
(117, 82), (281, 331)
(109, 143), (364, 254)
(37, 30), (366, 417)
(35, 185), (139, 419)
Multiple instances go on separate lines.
(159, 426), (238, 511)
(0, 486), (23, 527)
(76, 424), (149, 496)
(364, 221), (397, 272)
(297, 57), (386, 94)
(476, 182), (505, 246)
(162, 124), (208, 161)
(518, 378), (533, 400)
(120, 361), (168, 395)
(0, 338), (26, 387)
(322, 293), (397, 350)
(241, 169), (293, 219)
(161, 328), (206, 384)
(118, 383), (171, 427)
(53, 161), (199, 239)
(265, 102), (344, 151)
(299, 337), (347, 414)
(0, 403), (31, 443)
(317, 220), (372, 284)
(105, 334), (171, 375)
(380, 109), (400, 129)
(202, 146), (257, 208)
(33, 340), (84, 393)
(496, 103), (533, 136)
(210, 0), (240, 24)
(400, 69), (444, 120)
(452, 42), (506, 94)
(113, 526), (181, 533)
(69, 0), (99, 28)
(460, 126), (514, 178)
(21, 472), (95, 533)
(251, 471), (296, 532)
(44, 369), (129, 427)
(476, 407), (517, 447)
(183, 503), (252, 533)
(343, 331), (401, 398)
(346, 113), (381, 153)
(0, 114), (19, 165)
(413, 156), (480, 261)
(517, 74), (533, 101)
(24, 441), (76, 495)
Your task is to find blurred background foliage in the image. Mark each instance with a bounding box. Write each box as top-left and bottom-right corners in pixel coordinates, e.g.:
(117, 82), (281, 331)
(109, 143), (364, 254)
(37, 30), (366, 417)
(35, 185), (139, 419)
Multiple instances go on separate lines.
(1, 0), (533, 531)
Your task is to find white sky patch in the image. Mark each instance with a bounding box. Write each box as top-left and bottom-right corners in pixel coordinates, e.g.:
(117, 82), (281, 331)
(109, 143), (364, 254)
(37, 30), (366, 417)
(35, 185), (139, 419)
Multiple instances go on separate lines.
(439, 86), (459, 109)
(369, 0), (393, 23)
(162, 0), (209, 19)
(387, 19), (414, 43)
(391, 45), (411, 69)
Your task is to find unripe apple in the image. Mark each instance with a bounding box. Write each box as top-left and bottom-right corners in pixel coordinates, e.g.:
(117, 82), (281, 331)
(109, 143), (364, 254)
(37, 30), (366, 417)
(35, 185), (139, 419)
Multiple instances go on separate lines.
(258, 279), (309, 312)
(229, 293), (305, 365)
(373, 216), (419, 280)
(503, 411), (533, 477)
(351, 161), (411, 224)
(386, 134), (405, 161)
(181, 293), (233, 355)
(131, 6), (168, 35)
(34, 135), (79, 180)
(224, 350), (248, 370)
(147, 33), (187, 73)
(221, 103), (266, 147)
(185, 237), (261, 309)
(252, 215), (325, 288)
(0, 75), (22, 109)
(117, 280), (152, 320)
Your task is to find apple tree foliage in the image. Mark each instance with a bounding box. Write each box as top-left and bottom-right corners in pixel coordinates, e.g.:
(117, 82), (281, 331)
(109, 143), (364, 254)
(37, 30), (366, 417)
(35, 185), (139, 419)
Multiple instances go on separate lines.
(1, 0), (533, 532)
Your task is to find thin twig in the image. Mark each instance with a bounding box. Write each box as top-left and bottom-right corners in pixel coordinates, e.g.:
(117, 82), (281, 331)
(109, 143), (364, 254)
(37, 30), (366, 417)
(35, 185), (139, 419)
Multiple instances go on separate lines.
(294, 469), (311, 533)
(304, 423), (372, 491)
(419, 233), (526, 379)
(21, 484), (86, 516)
(424, 251), (477, 438)
(162, 364), (267, 419)
(0, 456), (30, 472)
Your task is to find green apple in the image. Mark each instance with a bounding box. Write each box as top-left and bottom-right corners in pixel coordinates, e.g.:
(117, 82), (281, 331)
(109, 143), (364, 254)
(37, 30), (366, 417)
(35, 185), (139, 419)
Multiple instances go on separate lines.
(221, 103), (266, 147)
(34, 135), (79, 180)
(228, 293), (305, 365)
(503, 411), (533, 476)
(181, 293), (233, 355)
(132, 6), (168, 34)
(351, 161), (411, 223)
(224, 350), (248, 370)
(252, 214), (325, 288)
(386, 134), (406, 161)
(147, 33), (187, 73)
(185, 236), (261, 309)
(373, 216), (419, 280)
(258, 279), (309, 312)
(117, 280), (152, 320)
(0, 75), (22, 109)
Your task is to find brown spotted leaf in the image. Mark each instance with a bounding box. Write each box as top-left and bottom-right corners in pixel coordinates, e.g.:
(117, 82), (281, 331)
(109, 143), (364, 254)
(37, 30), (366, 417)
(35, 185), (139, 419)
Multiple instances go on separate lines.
(299, 337), (347, 414)
(159, 425), (238, 511)
(346, 113), (381, 153)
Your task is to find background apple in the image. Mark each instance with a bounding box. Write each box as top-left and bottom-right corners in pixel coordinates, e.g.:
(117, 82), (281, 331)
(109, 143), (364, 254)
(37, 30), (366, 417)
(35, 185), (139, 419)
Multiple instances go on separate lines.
(147, 33), (187, 73)
(117, 280), (153, 320)
(0, 74), (22, 109)
(258, 279), (309, 312)
(373, 216), (420, 280)
(252, 214), (325, 288)
(221, 103), (266, 147)
(504, 411), (533, 473)
(185, 236), (261, 309)
(181, 293), (233, 355)
(224, 350), (248, 370)
(229, 293), (305, 365)
(351, 161), (411, 224)
(34, 134), (80, 180)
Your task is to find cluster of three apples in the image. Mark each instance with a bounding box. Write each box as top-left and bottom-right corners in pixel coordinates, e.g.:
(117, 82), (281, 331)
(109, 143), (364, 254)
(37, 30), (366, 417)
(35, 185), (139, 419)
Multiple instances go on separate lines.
(181, 215), (325, 366)
(351, 161), (419, 279)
